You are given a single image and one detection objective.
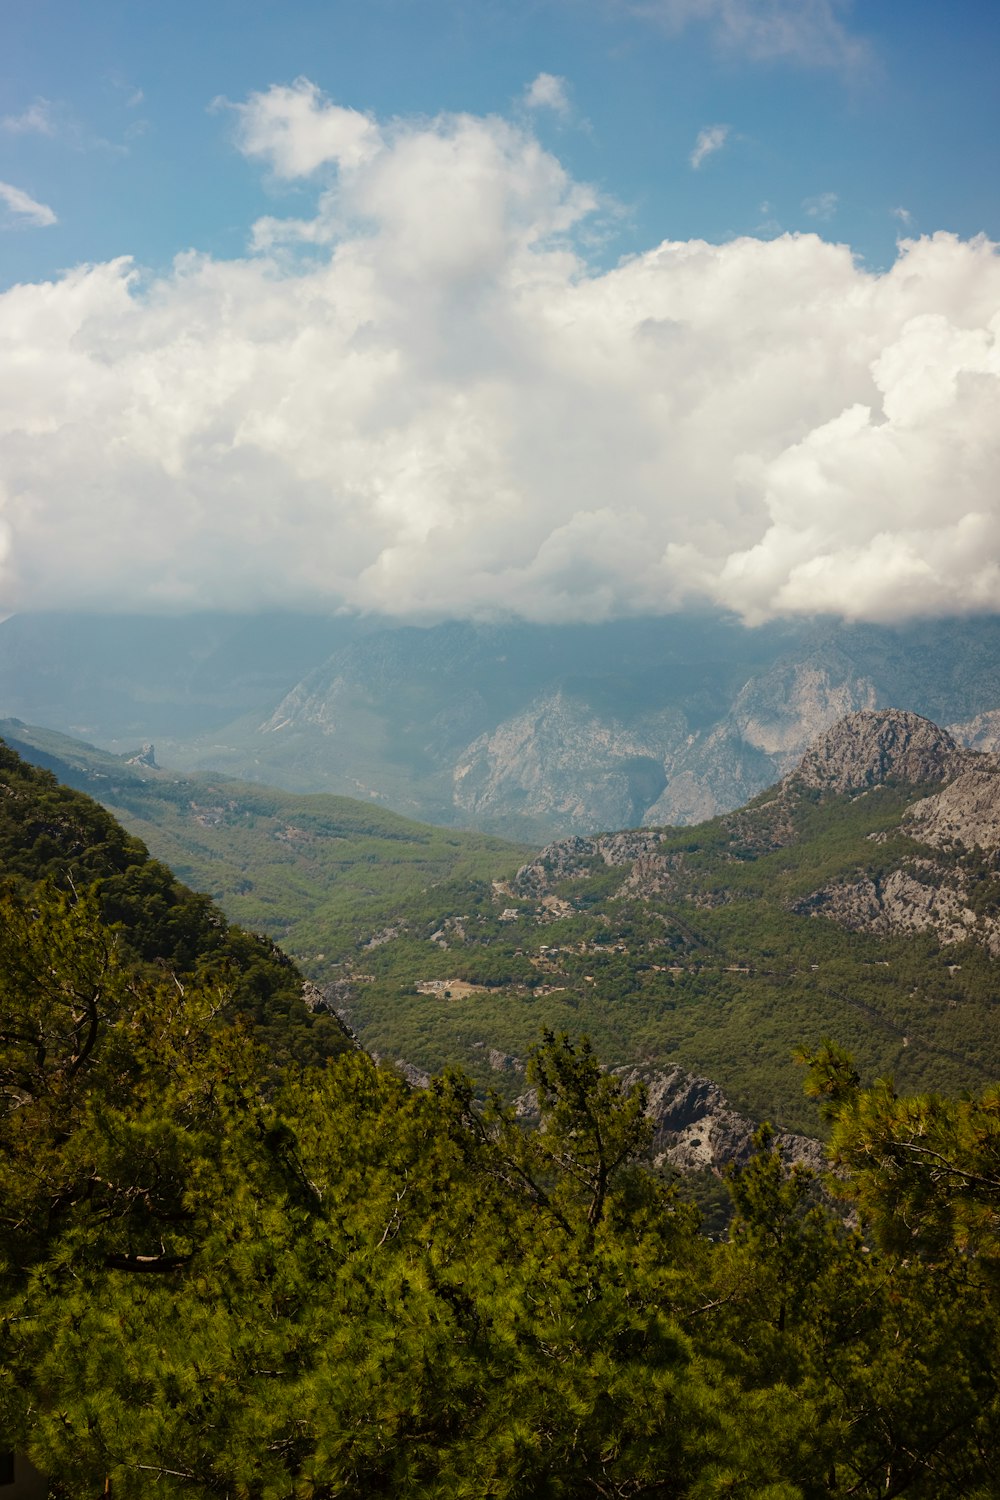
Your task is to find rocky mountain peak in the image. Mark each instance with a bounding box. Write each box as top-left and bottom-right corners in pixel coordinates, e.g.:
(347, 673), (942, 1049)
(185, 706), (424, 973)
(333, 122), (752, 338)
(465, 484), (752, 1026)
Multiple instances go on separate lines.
(792, 709), (966, 795)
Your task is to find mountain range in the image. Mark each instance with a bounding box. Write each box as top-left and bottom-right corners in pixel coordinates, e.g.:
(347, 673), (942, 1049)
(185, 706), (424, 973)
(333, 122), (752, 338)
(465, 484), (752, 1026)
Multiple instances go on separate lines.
(7, 610), (1000, 840)
(7, 704), (1000, 1175)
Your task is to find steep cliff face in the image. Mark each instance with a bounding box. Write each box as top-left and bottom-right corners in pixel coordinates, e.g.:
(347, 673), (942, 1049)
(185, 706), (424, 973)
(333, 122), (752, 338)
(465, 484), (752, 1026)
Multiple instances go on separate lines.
(617, 1067), (825, 1175)
(643, 660), (881, 825)
(793, 709), (968, 794)
(459, 659), (884, 834)
(786, 711), (1000, 954)
(452, 692), (682, 835)
(949, 707), (1000, 753)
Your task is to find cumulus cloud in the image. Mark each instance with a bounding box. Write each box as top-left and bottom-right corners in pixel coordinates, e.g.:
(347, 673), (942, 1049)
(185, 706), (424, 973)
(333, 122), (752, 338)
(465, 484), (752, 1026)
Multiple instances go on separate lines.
(690, 124), (729, 168)
(0, 86), (998, 627)
(523, 73), (572, 117)
(220, 77), (382, 177)
(624, 0), (869, 72)
(0, 181), (57, 227)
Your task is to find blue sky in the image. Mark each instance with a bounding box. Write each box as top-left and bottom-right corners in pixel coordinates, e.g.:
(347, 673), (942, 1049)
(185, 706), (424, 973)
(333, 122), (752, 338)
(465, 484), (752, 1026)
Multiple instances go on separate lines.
(3, 0), (997, 283)
(0, 2), (998, 627)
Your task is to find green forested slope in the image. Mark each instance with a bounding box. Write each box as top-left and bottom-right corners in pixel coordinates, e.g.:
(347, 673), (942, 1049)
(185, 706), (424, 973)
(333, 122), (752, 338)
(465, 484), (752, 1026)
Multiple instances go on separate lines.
(4, 926), (1000, 1497)
(4, 732), (1000, 1495)
(0, 738), (351, 1070)
(7, 718), (1000, 1136)
(0, 717), (527, 951)
(297, 778), (1000, 1134)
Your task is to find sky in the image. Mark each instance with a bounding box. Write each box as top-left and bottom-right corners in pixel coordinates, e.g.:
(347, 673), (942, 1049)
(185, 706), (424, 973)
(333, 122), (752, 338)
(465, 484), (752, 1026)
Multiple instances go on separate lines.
(0, 0), (998, 625)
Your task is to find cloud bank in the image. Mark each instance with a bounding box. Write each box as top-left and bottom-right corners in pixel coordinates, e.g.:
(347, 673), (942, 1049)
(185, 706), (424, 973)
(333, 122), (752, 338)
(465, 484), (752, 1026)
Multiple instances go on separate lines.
(1, 83), (999, 626)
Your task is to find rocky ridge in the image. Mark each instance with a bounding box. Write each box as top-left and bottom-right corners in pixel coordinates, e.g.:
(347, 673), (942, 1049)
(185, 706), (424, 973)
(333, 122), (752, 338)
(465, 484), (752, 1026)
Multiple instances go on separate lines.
(793, 709), (968, 794)
(509, 1065), (823, 1176)
(787, 712), (1000, 952)
(512, 708), (1000, 955)
(618, 1067), (825, 1176)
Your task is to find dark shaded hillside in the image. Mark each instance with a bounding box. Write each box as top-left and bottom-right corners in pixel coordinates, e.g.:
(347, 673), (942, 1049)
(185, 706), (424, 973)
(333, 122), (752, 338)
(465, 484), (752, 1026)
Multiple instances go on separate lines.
(0, 739), (352, 1071)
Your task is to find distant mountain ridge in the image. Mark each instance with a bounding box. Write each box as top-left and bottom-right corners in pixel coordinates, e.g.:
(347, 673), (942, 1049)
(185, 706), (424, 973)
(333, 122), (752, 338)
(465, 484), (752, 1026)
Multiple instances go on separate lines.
(9, 610), (1000, 839)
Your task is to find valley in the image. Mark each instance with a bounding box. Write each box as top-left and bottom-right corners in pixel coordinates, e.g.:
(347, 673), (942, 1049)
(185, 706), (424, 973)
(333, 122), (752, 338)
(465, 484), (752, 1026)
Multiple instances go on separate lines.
(7, 706), (1000, 1148)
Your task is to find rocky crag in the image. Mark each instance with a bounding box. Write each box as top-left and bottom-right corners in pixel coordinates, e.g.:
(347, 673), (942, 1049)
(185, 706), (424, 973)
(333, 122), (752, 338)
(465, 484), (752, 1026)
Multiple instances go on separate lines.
(308, 706), (1000, 1176)
(512, 708), (1000, 955)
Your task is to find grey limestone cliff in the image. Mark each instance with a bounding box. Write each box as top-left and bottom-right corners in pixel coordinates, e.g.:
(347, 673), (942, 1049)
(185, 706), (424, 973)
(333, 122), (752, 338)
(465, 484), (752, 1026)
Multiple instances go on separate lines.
(790, 709), (1000, 953)
(793, 708), (968, 794)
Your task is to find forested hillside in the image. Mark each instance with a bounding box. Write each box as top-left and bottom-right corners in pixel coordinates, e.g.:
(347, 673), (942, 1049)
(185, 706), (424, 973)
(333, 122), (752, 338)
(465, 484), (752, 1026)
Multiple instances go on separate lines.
(8, 712), (1000, 1142)
(5, 732), (1000, 1493)
(2, 723), (1000, 1493)
(0, 717), (528, 955)
(0, 740), (351, 1072)
(280, 710), (1000, 1135)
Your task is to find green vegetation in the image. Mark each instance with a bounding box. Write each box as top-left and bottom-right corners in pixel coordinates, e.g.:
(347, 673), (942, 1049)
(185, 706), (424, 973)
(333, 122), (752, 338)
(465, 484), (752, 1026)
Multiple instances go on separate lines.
(4, 898), (1000, 1495)
(8, 721), (1000, 1136)
(0, 718), (528, 953)
(4, 736), (1000, 1494)
(0, 739), (351, 1073)
(315, 781), (1000, 1132)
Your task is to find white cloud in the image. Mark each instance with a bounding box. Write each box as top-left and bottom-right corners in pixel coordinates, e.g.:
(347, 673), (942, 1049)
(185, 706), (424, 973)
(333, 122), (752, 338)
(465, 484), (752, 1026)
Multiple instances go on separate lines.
(2, 100), (57, 137)
(220, 77), (382, 178)
(0, 181), (57, 227)
(626, 0), (869, 72)
(523, 73), (572, 117)
(690, 123), (729, 169)
(803, 191), (838, 220)
(893, 205), (914, 228)
(0, 87), (998, 628)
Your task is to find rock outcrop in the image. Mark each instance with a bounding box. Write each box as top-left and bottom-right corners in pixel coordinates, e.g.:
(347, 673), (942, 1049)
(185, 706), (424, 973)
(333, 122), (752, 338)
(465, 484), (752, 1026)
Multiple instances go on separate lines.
(906, 762), (1000, 851)
(125, 742), (158, 769)
(792, 867), (985, 950)
(620, 1066), (825, 1175)
(515, 1066), (824, 1176)
(513, 830), (672, 897)
(793, 709), (967, 795)
(790, 710), (1000, 953)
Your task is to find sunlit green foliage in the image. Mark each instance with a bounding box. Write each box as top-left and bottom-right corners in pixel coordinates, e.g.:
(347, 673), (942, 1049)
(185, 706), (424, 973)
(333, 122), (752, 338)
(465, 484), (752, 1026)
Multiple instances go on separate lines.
(5, 901), (1000, 1497)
